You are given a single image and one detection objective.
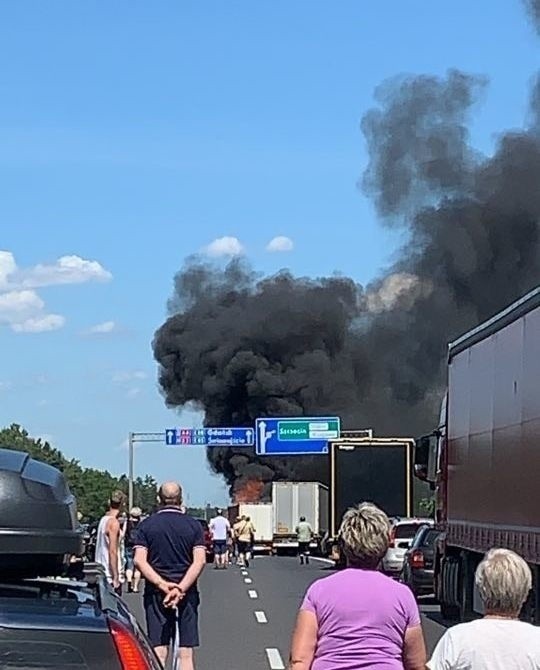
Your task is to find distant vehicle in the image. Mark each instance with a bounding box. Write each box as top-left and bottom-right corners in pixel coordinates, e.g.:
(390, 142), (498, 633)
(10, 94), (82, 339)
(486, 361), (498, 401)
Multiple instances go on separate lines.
(401, 525), (441, 596)
(382, 517), (434, 577)
(0, 562), (162, 669)
(196, 518), (215, 563)
(271, 482), (328, 554)
(227, 503), (273, 554)
(414, 286), (540, 623)
(324, 437), (415, 562)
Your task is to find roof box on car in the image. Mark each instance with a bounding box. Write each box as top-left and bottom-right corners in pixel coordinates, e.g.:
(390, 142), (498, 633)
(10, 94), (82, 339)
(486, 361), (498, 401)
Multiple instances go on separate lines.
(0, 448), (83, 577)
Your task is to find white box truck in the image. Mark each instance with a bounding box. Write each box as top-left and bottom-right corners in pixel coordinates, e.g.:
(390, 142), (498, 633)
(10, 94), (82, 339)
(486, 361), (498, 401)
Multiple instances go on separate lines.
(227, 502), (273, 554)
(272, 482), (328, 554)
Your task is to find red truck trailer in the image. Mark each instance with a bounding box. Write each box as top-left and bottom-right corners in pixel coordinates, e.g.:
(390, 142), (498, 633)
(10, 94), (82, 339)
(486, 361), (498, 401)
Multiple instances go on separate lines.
(415, 286), (540, 623)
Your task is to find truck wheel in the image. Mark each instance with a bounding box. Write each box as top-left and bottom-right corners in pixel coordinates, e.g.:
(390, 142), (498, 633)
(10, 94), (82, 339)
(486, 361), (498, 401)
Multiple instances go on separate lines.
(440, 556), (459, 622)
(459, 551), (474, 622)
(440, 600), (459, 620)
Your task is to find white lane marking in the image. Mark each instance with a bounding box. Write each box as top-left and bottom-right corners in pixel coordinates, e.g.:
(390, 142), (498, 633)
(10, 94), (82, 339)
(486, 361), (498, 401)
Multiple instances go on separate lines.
(308, 556), (335, 565)
(248, 589), (258, 599)
(244, 577), (253, 584)
(254, 610), (268, 623)
(241, 570), (248, 575)
(266, 648), (285, 669)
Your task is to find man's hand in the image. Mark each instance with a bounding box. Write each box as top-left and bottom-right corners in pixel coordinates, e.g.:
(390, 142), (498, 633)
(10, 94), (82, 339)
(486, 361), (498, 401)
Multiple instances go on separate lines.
(163, 586), (185, 608)
(155, 579), (183, 608)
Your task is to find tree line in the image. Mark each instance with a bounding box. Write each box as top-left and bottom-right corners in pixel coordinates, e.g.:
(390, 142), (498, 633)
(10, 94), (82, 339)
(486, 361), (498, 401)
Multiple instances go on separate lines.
(0, 424), (158, 520)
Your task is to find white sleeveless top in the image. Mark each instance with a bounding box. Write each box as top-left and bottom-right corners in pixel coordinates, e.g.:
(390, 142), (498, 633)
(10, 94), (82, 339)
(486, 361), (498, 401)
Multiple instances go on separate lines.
(94, 514), (113, 580)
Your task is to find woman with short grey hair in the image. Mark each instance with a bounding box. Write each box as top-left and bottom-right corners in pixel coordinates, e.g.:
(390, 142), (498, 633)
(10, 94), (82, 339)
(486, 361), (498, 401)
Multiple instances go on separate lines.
(289, 502), (426, 669)
(428, 548), (540, 669)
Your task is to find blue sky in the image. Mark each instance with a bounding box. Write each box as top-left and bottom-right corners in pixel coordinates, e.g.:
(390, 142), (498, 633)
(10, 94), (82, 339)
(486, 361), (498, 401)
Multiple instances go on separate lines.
(1, 1), (538, 506)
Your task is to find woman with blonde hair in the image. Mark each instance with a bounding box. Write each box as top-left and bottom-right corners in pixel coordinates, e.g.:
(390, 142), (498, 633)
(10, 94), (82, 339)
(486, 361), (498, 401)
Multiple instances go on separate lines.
(289, 502), (426, 669)
(428, 548), (540, 669)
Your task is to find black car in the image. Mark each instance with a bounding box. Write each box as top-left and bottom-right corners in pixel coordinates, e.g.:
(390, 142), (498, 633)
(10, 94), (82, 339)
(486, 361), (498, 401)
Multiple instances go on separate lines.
(401, 525), (441, 597)
(0, 563), (162, 669)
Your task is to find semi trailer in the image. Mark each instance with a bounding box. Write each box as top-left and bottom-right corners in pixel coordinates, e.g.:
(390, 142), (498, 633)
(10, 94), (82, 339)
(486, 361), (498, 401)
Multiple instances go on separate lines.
(415, 286), (540, 622)
(325, 437), (414, 559)
(271, 481), (328, 554)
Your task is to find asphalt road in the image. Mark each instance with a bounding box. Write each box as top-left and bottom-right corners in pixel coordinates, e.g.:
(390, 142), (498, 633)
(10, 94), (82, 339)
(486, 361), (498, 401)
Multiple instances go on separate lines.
(124, 556), (447, 669)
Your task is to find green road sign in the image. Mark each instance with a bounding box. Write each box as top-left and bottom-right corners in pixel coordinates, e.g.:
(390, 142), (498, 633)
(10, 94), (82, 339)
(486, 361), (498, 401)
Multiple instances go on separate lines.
(278, 419), (340, 441)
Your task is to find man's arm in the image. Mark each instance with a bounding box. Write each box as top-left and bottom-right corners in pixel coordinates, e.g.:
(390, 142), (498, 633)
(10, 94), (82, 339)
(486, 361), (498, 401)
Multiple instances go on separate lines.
(134, 546), (180, 595)
(106, 517), (121, 587)
(178, 546), (206, 592)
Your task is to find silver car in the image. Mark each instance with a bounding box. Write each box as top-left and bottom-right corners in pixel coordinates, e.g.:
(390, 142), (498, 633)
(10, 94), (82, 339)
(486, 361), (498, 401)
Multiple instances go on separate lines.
(382, 517), (434, 577)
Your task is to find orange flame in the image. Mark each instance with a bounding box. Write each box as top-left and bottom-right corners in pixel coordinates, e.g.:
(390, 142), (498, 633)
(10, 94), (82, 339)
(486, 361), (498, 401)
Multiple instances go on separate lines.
(233, 479), (264, 503)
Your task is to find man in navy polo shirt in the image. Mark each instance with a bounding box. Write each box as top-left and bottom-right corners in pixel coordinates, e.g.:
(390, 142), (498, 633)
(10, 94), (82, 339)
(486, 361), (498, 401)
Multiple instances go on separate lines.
(134, 482), (206, 670)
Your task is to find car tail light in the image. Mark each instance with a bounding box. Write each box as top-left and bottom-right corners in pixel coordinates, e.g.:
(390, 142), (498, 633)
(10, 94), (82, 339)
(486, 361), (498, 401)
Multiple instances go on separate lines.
(409, 550), (425, 569)
(389, 528), (396, 549)
(109, 618), (151, 670)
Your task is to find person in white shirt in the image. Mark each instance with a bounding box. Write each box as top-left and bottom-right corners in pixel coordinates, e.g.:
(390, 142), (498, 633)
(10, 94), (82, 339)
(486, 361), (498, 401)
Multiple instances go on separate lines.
(94, 490), (126, 594)
(428, 548), (540, 670)
(209, 509), (231, 570)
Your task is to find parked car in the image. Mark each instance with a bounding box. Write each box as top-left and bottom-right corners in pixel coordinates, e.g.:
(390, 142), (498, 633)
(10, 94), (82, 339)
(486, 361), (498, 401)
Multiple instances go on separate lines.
(0, 563), (162, 669)
(382, 517), (434, 576)
(196, 518), (215, 563)
(401, 525), (441, 596)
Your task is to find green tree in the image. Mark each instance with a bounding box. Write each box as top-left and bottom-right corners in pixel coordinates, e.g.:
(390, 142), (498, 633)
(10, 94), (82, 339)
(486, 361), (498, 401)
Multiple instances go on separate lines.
(0, 424), (157, 520)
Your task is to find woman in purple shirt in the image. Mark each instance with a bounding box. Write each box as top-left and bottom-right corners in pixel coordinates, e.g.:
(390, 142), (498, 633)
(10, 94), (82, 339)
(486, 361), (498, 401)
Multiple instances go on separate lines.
(289, 503), (426, 670)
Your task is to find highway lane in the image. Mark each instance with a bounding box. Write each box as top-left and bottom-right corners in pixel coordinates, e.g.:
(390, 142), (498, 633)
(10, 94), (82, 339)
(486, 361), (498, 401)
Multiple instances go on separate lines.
(125, 556), (448, 669)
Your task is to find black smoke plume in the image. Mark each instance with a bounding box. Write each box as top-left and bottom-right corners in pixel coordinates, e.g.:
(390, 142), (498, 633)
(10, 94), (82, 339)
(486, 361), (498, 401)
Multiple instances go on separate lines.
(154, 39), (540, 501)
(525, 0), (540, 33)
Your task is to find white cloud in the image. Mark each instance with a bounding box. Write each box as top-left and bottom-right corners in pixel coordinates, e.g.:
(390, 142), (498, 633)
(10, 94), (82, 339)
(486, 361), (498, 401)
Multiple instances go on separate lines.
(203, 236), (244, 258)
(0, 288), (65, 333)
(85, 320), (118, 335)
(112, 370), (147, 383)
(12, 314), (66, 333)
(0, 250), (112, 334)
(266, 236), (294, 253)
(126, 387), (142, 399)
(0, 251), (17, 289)
(18, 255), (112, 289)
(0, 381), (12, 392)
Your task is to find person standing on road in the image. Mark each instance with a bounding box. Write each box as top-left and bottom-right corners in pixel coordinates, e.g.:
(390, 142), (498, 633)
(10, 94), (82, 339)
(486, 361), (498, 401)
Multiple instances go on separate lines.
(125, 506), (143, 593)
(209, 508), (231, 570)
(234, 515), (256, 568)
(296, 516), (313, 565)
(428, 548), (540, 670)
(134, 482), (206, 670)
(289, 502), (426, 670)
(94, 490), (126, 596)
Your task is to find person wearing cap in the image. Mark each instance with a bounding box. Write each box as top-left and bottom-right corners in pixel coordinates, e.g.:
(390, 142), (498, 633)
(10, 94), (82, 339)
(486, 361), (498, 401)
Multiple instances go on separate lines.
(125, 506), (143, 593)
(209, 508), (231, 570)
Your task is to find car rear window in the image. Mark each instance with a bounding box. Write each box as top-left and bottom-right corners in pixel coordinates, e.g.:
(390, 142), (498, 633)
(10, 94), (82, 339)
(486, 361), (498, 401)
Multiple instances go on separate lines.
(419, 529), (440, 547)
(394, 523), (425, 539)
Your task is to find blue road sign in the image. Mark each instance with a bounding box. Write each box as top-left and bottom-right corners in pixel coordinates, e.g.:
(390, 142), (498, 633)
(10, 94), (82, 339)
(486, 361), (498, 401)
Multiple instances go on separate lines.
(205, 427), (255, 447)
(255, 417), (340, 455)
(165, 427), (255, 447)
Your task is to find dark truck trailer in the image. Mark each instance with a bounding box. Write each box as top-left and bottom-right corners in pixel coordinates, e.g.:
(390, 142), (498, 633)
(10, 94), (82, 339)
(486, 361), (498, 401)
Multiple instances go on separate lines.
(415, 285), (540, 623)
(326, 437), (414, 559)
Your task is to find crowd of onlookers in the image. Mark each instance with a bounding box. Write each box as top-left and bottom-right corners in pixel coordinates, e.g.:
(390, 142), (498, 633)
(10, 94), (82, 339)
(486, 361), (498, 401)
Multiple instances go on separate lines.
(85, 490), (540, 670)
